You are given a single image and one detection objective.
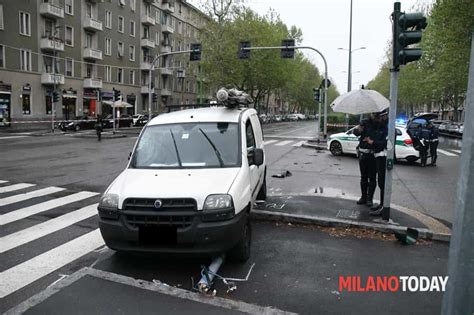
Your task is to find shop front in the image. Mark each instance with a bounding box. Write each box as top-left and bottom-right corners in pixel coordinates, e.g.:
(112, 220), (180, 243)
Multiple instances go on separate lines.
(62, 89), (77, 121)
(0, 83), (12, 127)
(83, 89), (99, 117)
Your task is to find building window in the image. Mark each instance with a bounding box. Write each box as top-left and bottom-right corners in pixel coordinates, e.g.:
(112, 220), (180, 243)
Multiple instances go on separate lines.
(86, 3), (92, 17)
(130, 0), (136, 11)
(20, 49), (31, 71)
(129, 70), (135, 85)
(117, 68), (123, 84)
(105, 66), (112, 82)
(65, 0), (73, 15)
(22, 94), (31, 115)
(65, 26), (73, 46)
(0, 5), (4, 30)
(129, 45), (135, 61)
(105, 38), (112, 55)
(19, 11), (31, 36)
(118, 16), (124, 33)
(0, 45), (4, 68)
(65, 58), (73, 77)
(117, 41), (124, 57)
(155, 9), (160, 24)
(85, 32), (93, 48)
(105, 10), (112, 29)
(129, 20), (135, 37)
(155, 32), (160, 45)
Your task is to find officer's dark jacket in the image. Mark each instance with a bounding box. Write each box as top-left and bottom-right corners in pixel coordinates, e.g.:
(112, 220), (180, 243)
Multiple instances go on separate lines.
(353, 118), (376, 150)
(372, 120), (388, 153)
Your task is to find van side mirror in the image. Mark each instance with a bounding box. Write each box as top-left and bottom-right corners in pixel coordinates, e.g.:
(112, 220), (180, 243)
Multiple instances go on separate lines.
(253, 148), (264, 166)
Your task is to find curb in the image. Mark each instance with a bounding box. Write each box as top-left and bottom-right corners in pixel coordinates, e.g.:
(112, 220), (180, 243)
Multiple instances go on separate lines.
(250, 209), (451, 242)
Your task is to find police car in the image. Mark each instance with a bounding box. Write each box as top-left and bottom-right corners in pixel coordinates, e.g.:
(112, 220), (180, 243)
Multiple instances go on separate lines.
(327, 125), (419, 162)
(98, 88), (265, 262)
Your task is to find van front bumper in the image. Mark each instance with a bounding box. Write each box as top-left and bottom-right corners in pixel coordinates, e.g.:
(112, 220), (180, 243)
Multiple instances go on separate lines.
(98, 207), (247, 254)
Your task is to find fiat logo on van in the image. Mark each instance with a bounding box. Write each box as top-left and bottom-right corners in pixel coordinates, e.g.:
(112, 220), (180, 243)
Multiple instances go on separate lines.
(154, 199), (163, 209)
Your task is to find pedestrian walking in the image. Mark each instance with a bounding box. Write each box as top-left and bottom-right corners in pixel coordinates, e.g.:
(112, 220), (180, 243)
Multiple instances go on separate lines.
(353, 116), (377, 207)
(427, 122), (439, 166)
(369, 110), (388, 216)
(95, 115), (103, 142)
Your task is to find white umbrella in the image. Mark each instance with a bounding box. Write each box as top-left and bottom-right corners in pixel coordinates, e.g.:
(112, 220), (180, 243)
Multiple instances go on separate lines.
(102, 100), (134, 108)
(331, 89), (389, 115)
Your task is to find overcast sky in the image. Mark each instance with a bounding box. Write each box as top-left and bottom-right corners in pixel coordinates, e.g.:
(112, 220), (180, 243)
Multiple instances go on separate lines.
(193, 0), (426, 94)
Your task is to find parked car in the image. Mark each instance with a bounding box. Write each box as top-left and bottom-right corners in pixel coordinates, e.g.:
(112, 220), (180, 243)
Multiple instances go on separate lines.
(295, 113), (306, 120)
(288, 114), (299, 121)
(459, 124), (464, 135)
(98, 106), (266, 262)
(274, 115), (282, 122)
(104, 114), (134, 128)
(438, 122), (451, 132)
(57, 115), (96, 132)
(431, 120), (450, 128)
(447, 122), (462, 134)
(327, 125), (419, 163)
(133, 114), (149, 127)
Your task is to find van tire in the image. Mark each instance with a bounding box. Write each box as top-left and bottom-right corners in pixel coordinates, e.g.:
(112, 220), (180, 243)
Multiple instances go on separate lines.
(256, 177), (267, 200)
(228, 216), (251, 263)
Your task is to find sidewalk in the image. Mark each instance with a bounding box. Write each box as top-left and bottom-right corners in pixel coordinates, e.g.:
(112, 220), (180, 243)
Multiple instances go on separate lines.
(252, 194), (451, 241)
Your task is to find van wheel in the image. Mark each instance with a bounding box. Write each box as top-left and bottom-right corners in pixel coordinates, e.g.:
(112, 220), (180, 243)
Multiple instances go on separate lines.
(228, 216), (251, 263)
(256, 177), (267, 200)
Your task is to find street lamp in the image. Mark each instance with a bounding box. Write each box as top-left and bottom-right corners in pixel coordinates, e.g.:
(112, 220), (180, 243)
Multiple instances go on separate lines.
(337, 47), (366, 92)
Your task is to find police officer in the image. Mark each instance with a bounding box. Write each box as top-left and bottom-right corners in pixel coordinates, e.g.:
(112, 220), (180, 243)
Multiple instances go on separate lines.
(419, 123), (432, 167)
(353, 115), (377, 207)
(369, 111), (388, 216)
(427, 122), (439, 166)
(95, 115), (103, 142)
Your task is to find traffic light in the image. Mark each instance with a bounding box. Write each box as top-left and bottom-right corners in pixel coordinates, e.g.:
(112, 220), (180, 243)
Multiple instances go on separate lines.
(313, 88), (321, 102)
(52, 91), (59, 103)
(393, 3), (427, 69)
(281, 39), (295, 59)
(113, 88), (121, 100)
(237, 41), (251, 59)
(153, 93), (158, 103)
(190, 43), (201, 61)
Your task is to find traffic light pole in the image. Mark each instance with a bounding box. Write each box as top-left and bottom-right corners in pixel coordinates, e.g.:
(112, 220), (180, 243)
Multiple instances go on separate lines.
(148, 49), (200, 119)
(242, 45), (329, 139)
(112, 92), (116, 134)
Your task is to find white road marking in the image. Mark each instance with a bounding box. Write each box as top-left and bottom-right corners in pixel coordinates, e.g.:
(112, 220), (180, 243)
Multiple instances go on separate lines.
(437, 149), (458, 157)
(0, 180), (8, 184)
(451, 149), (462, 154)
(292, 141), (306, 147)
(263, 140), (278, 145)
(0, 187), (66, 207)
(275, 140), (294, 146)
(0, 204), (98, 253)
(0, 229), (104, 298)
(0, 136), (30, 140)
(0, 191), (99, 225)
(0, 183), (36, 194)
(265, 135), (313, 140)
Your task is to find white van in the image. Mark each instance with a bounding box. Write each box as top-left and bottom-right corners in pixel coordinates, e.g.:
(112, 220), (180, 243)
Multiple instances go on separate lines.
(97, 106), (266, 262)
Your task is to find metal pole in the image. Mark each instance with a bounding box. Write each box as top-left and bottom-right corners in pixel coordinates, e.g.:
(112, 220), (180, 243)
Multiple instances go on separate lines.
(52, 27), (58, 133)
(382, 2), (401, 221)
(112, 91), (116, 134)
(318, 97), (321, 140)
(441, 32), (474, 315)
(148, 62), (153, 119)
(345, 0), (353, 130)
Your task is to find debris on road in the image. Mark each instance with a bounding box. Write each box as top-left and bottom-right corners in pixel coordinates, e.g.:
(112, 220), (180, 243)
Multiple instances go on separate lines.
(272, 170), (292, 178)
(394, 228), (419, 245)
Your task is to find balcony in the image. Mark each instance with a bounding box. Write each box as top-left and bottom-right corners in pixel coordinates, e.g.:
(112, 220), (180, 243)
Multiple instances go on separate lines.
(160, 67), (173, 76)
(161, 45), (172, 54)
(141, 86), (153, 94)
(161, 24), (174, 34)
(40, 3), (64, 19)
(141, 38), (155, 49)
(83, 47), (103, 60)
(83, 78), (103, 89)
(161, 88), (172, 96)
(162, 2), (175, 14)
(177, 70), (186, 78)
(84, 17), (103, 32)
(141, 13), (155, 25)
(41, 73), (65, 85)
(88, 0), (104, 3)
(40, 37), (64, 52)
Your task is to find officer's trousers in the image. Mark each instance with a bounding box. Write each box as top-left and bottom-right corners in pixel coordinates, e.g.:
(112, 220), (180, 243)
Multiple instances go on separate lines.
(375, 156), (386, 205)
(359, 153), (376, 200)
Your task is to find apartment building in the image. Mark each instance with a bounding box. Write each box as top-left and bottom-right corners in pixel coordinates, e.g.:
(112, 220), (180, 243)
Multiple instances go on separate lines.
(0, 0), (208, 127)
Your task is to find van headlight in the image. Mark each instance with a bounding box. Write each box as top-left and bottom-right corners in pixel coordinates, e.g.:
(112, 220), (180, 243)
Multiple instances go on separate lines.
(203, 194), (234, 222)
(98, 194), (120, 220)
(204, 194), (232, 210)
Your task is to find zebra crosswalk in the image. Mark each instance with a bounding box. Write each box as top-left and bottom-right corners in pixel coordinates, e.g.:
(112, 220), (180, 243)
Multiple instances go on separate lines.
(264, 139), (307, 148)
(0, 180), (102, 299)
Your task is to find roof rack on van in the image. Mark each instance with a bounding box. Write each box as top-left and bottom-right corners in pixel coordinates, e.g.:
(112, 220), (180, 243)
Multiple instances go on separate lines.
(165, 103), (222, 112)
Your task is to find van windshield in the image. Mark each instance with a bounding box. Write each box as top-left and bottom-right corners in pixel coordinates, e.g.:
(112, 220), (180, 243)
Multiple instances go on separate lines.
(131, 122), (240, 169)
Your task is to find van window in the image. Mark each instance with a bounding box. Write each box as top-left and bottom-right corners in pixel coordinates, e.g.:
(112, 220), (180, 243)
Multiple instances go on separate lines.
(246, 121), (255, 149)
(132, 123), (240, 169)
